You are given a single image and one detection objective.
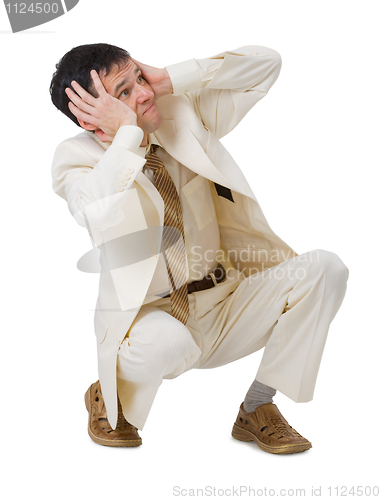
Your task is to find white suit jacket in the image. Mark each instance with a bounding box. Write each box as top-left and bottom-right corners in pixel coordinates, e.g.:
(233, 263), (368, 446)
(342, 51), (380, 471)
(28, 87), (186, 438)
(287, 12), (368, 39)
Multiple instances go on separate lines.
(52, 45), (298, 429)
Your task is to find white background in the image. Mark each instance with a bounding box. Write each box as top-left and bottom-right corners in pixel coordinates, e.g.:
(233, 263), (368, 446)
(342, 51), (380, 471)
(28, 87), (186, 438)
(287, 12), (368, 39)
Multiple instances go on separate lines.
(1, 1), (380, 499)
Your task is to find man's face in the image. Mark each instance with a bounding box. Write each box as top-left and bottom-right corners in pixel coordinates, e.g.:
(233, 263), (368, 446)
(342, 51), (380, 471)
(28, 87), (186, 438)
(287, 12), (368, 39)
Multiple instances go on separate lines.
(100, 59), (163, 137)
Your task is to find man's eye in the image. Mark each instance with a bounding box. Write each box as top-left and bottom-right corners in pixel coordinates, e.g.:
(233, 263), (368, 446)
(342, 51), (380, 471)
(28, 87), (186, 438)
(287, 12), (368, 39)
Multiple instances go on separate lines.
(120, 90), (128, 98)
(138, 76), (143, 83)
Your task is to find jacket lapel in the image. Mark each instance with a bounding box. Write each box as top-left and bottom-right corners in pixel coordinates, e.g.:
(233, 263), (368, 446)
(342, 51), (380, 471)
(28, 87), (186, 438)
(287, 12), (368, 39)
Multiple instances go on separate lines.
(154, 120), (256, 202)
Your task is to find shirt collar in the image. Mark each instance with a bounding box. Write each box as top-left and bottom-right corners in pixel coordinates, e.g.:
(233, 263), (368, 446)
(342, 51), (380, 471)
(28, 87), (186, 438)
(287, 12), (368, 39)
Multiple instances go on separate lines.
(137, 133), (161, 158)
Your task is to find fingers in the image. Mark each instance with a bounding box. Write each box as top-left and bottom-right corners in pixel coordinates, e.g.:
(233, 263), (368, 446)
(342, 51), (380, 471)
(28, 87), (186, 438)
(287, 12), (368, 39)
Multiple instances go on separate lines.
(66, 70), (105, 104)
(64, 69), (126, 137)
(69, 79), (96, 104)
(89, 69), (108, 98)
(130, 57), (141, 67)
(67, 101), (98, 127)
(131, 58), (148, 76)
(65, 84), (98, 125)
(64, 69), (106, 126)
(65, 87), (95, 115)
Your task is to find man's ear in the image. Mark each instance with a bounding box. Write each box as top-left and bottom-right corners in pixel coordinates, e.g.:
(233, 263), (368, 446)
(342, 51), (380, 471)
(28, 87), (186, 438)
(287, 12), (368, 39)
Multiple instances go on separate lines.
(78, 119), (111, 143)
(78, 119), (97, 132)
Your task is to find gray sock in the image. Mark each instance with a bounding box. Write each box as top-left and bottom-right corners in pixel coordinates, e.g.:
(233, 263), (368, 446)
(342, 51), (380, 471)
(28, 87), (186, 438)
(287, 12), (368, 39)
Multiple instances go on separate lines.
(243, 379), (276, 413)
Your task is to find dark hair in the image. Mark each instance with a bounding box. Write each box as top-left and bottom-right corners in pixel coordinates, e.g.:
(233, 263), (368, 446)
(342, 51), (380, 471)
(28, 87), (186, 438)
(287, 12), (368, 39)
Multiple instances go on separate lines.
(50, 43), (130, 127)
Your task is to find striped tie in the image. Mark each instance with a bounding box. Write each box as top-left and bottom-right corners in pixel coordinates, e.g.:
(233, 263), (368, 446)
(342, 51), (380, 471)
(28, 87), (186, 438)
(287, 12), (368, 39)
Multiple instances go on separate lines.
(145, 145), (190, 325)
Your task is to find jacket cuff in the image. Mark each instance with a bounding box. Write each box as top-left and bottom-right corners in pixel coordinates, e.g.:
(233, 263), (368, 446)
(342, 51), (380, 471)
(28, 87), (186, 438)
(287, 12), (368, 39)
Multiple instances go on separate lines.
(165, 59), (202, 96)
(113, 125), (144, 151)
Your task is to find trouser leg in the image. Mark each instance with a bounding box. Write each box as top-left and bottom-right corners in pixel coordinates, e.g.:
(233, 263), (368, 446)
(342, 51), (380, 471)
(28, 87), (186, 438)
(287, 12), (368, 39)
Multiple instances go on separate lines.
(116, 306), (201, 430)
(197, 249), (349, 403)
(255, 249), (349, 401)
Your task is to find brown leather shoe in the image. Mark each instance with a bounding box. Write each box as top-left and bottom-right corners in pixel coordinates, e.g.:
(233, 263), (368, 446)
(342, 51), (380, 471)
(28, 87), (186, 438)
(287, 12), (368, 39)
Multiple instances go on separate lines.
(84, 380), (142, 447)
(232, 403), (312, 454)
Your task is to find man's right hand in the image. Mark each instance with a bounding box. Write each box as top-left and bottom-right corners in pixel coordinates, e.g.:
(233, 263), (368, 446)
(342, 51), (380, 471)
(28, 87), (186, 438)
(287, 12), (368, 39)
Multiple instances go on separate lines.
(65, 70), (137, 142)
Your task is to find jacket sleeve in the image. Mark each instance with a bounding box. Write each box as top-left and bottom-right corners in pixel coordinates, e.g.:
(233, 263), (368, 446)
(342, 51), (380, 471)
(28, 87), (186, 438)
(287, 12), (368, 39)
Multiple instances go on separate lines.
(165, 45), (282, 139)
(51, 125), (147, 240)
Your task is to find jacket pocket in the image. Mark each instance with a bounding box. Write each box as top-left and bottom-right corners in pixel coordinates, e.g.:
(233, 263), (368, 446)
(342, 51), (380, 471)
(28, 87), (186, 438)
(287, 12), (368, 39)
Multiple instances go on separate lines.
(182, 175), (216, 231)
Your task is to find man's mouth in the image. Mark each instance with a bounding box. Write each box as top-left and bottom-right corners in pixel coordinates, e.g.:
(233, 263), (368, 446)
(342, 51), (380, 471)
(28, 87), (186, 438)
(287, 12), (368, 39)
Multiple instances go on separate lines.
(143, 103), (155, 115)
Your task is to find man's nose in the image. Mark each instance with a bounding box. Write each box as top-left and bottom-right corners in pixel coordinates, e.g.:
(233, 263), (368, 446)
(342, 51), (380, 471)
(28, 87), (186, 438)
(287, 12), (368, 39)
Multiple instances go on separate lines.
(136, 84), (153, 104)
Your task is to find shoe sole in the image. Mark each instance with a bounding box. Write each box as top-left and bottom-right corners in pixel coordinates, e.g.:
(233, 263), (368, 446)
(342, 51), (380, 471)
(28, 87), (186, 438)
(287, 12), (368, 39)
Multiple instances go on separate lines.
(84, 389), (142, 448)
(231, 424), (312, 454)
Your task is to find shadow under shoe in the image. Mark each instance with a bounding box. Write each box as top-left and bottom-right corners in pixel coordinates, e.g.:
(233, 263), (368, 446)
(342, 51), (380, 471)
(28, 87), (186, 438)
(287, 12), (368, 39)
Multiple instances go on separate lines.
(232, 402), (312, 454)
(84, 380), (142, 447)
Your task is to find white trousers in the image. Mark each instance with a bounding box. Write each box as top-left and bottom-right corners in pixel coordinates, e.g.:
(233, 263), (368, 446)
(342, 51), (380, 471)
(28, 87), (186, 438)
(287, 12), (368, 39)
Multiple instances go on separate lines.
(116, 249), (349, 430)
